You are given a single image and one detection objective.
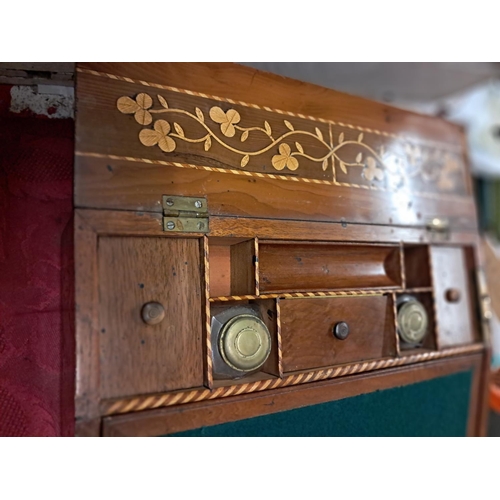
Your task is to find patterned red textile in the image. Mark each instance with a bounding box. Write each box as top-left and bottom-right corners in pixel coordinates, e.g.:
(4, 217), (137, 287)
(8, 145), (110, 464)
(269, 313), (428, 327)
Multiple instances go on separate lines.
(0, 104), (74, 436)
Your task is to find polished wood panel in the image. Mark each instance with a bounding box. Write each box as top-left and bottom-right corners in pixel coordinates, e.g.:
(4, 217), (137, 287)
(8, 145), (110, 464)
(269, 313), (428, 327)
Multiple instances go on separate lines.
(259, 242), (401, 293)
(98, 237), (204, 399)
(78, 62), (468, 145)
(78, 63), (465, 146)
(74, 62), (477, 230)
(73, 208), (481, 246)
(77, 73), (468, 194)
(101, 353), (482, 437)
(280, 295), (396, 372)
(74, 156), (478, 230)
(430, 246), (475, 347)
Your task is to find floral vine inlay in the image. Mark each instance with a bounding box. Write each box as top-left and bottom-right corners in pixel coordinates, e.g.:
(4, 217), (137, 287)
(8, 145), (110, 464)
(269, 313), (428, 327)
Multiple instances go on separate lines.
(117, 93), (460, 191)
(272, 143), (299, 171)
(117, 93), (154, 126)
(209, 107), (241, 137)
(139, 120), (176, 152)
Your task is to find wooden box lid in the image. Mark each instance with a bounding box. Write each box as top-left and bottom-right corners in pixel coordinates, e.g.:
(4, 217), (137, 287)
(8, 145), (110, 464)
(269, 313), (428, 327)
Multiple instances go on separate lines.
(75, 62), (477, 230)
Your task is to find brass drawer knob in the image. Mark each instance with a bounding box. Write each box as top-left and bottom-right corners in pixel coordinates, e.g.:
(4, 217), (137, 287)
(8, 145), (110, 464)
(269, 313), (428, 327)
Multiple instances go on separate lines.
(333, 321), (350, 340)
(141, 302), (165, 325)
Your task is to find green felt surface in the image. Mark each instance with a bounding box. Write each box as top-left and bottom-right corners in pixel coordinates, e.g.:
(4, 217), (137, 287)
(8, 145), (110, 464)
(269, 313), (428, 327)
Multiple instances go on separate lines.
(167, 370), (473, 437)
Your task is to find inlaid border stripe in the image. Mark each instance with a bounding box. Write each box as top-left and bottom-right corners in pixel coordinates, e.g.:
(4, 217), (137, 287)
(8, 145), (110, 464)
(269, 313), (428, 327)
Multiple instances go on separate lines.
(75, 151), (468, 201)
(399, 242), (406, 289)
(101, 343), (483, 416)
(276, 299), (283, 378)
(202, 236), (213, 388)
(254, 237), (260, 296)
(209, 290), (392, 301)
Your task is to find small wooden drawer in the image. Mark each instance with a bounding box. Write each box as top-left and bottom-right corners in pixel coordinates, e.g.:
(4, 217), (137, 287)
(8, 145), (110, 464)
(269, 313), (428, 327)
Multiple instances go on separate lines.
(98, 236), (204, 399)
(259, 242), (401, 293)
(280, 295), (396, 373)
(429, 247), (476, 347)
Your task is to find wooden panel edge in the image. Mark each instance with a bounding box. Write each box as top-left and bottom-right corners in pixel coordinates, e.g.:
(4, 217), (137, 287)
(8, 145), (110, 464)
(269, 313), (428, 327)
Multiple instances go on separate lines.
(74, 212), (100, 424)
(100, 343), (484, 417)
(102, 352), (483, 437)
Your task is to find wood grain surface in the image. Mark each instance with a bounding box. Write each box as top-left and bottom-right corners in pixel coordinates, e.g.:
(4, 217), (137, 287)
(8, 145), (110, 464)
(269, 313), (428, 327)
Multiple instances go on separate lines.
(280, 295), (396, 372)
(74, 63), (477, 230)
(259, 242), (401, 292)
(77, 62), (466, 145)
(208, 244), (231, 297)
(71, 209), (480, 246)
(72, 63), (486, 436)
(98, 237), (204, 399)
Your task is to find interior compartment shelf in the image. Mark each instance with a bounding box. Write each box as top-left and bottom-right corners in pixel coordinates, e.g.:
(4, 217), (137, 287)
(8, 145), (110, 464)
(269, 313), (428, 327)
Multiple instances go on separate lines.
(403, 245), (432, 289)
(208, 237), (257, 297)
(258, 242), (402, 293)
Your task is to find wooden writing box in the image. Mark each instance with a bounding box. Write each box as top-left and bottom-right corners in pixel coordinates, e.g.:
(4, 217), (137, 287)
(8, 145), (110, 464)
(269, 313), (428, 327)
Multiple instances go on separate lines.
(74, 62), (491, 436)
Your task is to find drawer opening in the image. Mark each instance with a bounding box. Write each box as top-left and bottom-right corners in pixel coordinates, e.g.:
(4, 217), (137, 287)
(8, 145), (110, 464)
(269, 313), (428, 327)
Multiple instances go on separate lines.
(403, 244), (432, 289)
(259, 242), (402, 293)
(208, 237), (257, 298)
(209, 298), (281, 383)
(395, 291), (437, 353)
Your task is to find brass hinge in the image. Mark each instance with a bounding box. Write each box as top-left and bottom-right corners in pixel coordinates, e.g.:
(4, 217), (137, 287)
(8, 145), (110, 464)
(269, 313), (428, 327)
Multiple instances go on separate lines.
(426, 217), (450, 239)
(426, 217), (450, 233)
(162, 195), (209, 233)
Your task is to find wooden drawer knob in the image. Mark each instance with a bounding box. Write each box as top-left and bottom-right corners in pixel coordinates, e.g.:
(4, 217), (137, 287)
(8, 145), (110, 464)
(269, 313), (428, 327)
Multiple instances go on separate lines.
(445, 289), (461, 303)
(333, 321), (350, 340)
(141, 302), (165, 325)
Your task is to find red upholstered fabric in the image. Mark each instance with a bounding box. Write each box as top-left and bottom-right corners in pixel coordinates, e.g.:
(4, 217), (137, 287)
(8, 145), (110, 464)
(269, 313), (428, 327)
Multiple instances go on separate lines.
(0, 105), (74, 436)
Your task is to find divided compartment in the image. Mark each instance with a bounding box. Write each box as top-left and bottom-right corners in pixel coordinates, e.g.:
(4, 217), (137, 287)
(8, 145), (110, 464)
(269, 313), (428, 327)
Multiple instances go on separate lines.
(208, 237), (257, 297)
(403, 244), (432, 289)
(209, 298), (280, 384)
(259, 241), (402, 293)
(394, 291), (437, 353)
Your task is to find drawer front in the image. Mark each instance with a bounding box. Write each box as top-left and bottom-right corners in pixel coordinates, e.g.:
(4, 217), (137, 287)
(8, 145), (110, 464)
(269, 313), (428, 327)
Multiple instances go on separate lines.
(280, 295), (396, 373)
(98, 236), (204, 399)
(259, 243), (401, 293)
(430, 247), (475, 347)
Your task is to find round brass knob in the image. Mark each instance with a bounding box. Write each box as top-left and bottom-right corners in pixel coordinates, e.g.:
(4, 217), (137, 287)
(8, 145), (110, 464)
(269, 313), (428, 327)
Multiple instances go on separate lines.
(397, 298), (428, 344)
(333, 321), (350, 340)
(219, 314), (271, 372)
(141, 302), (165, 325)
(445, 288), (461, 303)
